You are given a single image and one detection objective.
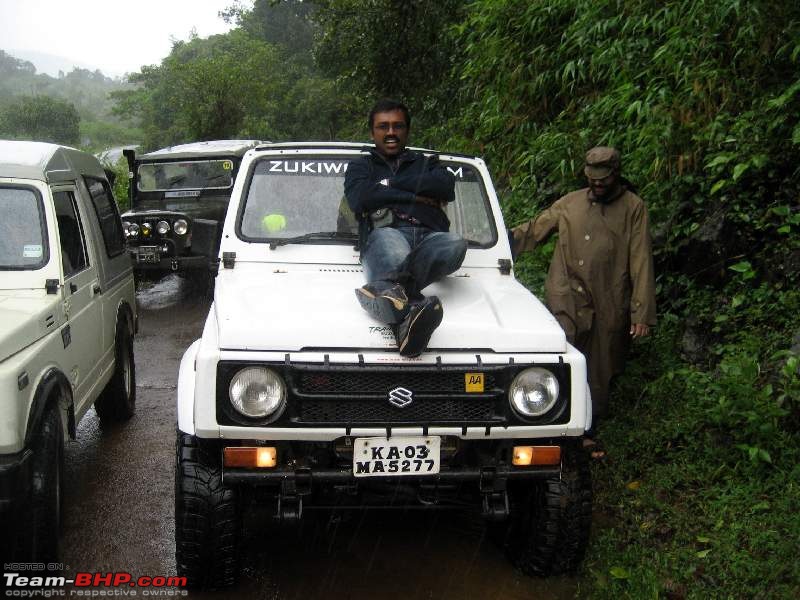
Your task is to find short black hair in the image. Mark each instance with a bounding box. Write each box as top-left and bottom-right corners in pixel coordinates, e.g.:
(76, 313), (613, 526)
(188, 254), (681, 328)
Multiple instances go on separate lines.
(368, 99), (411, 130)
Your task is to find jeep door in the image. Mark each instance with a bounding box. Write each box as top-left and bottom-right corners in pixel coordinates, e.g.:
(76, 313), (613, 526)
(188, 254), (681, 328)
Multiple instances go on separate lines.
(51, 187), (104, 412)
(80, 176), (132, 354)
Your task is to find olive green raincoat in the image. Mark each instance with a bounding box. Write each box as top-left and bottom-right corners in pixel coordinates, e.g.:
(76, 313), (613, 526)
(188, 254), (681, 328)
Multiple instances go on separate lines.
(512, 187), (656, 417)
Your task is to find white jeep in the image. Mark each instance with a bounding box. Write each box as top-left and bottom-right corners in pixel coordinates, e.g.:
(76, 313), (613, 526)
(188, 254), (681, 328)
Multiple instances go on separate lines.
(175, 142), (592, 588)
(0, 141), (137, 563)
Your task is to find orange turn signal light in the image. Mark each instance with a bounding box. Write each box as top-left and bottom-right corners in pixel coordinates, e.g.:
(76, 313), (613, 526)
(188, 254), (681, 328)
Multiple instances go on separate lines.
(223, 446), (277, 468)
(512, 446), (561, 466)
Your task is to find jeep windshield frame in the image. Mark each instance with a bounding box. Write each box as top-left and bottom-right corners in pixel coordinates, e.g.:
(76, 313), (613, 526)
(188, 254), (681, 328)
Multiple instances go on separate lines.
(235, 154), (498, 248)
(137, 159), (235, 193)
(0, 184), (49, 270)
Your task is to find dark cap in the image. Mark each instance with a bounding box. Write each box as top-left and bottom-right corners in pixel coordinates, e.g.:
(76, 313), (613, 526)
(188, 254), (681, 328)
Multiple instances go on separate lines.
(584, 146), (621, 179)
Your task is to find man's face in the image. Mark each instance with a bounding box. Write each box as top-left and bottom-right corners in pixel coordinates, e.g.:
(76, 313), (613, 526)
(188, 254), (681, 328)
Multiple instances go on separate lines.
(587, 172), (618, 199)
(370, 109), (409, 158)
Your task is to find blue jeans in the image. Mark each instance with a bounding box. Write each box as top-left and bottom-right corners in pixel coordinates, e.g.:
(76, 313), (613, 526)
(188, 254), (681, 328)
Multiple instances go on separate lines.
(362, 225), (468, 297)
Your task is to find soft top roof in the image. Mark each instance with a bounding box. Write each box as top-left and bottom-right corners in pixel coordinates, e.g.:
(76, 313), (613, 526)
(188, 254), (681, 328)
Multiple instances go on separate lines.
(0, 140), (106, 183)
(139, 140), (263, 161)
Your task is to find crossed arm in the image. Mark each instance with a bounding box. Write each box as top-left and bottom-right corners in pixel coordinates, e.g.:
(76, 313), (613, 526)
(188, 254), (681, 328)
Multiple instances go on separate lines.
(344, 159), (455, 214)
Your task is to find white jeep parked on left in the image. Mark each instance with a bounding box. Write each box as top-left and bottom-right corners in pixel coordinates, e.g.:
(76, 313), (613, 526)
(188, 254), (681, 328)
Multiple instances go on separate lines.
(0, 141), (137, 563)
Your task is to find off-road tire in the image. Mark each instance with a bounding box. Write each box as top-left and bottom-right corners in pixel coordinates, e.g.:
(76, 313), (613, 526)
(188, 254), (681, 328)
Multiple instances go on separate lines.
(95, 319), (135, 422)
(504, 443), (592, 576)
(175, 432), (240, 589)
(27, 402), (64, 563)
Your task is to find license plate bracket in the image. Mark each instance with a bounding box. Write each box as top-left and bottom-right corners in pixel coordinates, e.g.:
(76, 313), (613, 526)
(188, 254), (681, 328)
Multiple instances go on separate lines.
(136, 246), (160, 264)
(353, 436), (440, 478)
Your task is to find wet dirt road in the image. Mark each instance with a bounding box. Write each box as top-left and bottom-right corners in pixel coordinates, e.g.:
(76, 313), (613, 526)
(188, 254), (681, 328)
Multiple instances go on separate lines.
(60, 274), (579, 600)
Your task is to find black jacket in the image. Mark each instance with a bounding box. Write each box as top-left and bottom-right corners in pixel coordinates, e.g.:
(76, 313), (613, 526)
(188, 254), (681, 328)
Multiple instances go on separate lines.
(344, 149), (455, 232)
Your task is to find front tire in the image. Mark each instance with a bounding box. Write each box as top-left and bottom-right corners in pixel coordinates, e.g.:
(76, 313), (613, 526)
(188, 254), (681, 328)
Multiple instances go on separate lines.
(504, 443), (592, 576)
(175, 432), (240, 589)
(95, 319), (135, 422)
(27, 402), (64, 562)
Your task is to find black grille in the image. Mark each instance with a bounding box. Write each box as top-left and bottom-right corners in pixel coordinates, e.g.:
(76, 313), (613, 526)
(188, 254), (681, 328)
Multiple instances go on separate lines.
(299, 398), (499, 424)
(297, 371), (498, 394)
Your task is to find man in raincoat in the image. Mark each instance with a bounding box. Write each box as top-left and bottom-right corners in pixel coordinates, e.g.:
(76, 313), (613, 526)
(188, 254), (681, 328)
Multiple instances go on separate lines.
(512, 147), (656, 423)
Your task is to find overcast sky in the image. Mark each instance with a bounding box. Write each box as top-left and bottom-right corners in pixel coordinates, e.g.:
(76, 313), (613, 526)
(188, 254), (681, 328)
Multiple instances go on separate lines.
(0, 0), (250, 77)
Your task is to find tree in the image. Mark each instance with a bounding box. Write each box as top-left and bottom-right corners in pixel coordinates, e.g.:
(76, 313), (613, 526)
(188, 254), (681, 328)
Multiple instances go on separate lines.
(310, 0), (467, 138)
(0, 95), (80, 145)
(113, 31), (288, 148)
(223, 0), (317, 60)
(112, 24), (355, 148)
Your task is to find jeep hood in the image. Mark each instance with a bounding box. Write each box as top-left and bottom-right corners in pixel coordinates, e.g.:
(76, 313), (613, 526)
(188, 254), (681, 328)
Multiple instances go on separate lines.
(213, 264), (566, 354)
(0, 292), (62, 363)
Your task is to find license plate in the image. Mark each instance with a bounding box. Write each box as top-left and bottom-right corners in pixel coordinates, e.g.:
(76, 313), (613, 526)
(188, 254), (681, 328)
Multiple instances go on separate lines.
(136, 246), (160, 264)
(353, 436), (440, 477)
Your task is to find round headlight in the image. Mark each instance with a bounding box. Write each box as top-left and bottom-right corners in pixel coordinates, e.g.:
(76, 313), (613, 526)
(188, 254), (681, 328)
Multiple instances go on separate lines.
(229, 367), (286, 420)
(509, 368), (560, 418)
(122, 221), (131, 237)
(174, 219), (189, 235)
(156, 220), (170, 235)
(141, 222), (152, 236)
(128, 223), (140, 238)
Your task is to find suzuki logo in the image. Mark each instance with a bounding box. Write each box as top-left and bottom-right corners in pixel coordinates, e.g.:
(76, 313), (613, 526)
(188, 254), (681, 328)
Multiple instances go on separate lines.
(388, 386), (413, 408)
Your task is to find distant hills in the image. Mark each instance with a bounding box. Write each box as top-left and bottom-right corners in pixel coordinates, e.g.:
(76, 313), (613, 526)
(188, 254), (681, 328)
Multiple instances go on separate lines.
(0, 49), (133, 118)
(5, 48), (105, 78)
(0, 49), (142, 149)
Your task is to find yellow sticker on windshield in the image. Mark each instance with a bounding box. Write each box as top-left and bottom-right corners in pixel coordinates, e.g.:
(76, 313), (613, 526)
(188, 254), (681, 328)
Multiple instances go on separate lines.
(223, 160), (233, 170)
(465, 373), (484, 392)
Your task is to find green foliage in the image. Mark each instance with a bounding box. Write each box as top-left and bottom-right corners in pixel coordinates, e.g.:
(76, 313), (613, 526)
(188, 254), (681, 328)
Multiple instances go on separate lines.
(429, 2), (800, 596)
(105, 158), (131, 212)
(223, 0), (317, 61)
(112, 21), (354, 149)
(0, 94), (80, 145)
(80, 120), (143, 153)
(311, 0), (467, 139)
(112, 31), (283, 148)
(581, 319), (800, 599)
(0, 50), (138, 149)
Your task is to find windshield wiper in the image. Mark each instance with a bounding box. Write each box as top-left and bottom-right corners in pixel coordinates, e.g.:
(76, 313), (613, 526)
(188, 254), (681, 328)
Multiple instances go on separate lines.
(205, 174), (230, 183)
(269, 231), (356, 250)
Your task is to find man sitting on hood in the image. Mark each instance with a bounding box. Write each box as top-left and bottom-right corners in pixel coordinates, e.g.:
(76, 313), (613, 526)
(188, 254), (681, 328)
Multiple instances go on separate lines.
(344, 99), (467, 357)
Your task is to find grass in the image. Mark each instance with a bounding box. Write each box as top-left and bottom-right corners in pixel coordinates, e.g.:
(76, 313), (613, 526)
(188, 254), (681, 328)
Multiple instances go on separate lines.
(575, 322), (800, 599)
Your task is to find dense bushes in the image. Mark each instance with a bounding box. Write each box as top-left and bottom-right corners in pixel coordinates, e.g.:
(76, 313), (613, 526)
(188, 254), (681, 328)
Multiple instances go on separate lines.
(427, 1), (800, 596)
(0, 94), (81, 145)
(445, 0), (800, 429)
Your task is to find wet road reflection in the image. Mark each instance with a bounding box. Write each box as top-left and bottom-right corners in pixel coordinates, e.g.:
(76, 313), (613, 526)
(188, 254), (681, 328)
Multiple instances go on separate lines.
(59, 274), (579, 599)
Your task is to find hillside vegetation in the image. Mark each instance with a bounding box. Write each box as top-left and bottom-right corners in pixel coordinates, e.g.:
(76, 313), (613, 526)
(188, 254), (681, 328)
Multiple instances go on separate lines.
(438, 3), (800, 596)
(0, 50), (140, 149)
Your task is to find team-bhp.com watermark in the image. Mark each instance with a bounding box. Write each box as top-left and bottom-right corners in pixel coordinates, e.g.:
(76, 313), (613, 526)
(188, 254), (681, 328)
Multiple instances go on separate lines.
(3, 565), (187, 597)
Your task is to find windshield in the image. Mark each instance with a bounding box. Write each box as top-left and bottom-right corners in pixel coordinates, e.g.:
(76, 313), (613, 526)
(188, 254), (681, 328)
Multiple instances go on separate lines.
(238, 156), (497, 246)
(137, 159), (235, 192)
(0, 186), (47, 270)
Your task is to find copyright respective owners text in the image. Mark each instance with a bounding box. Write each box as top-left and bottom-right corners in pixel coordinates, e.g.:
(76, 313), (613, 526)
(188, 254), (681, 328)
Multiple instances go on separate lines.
(4, 565), (187, 597)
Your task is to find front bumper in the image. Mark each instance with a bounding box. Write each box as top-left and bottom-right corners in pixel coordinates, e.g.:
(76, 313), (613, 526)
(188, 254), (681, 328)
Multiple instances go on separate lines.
(0, 449), (32, 515)
(217, 437), (576, 520)
(224, 463), (561, 485)
(220, 437), (567, 487)
(128, 247), (209, 271)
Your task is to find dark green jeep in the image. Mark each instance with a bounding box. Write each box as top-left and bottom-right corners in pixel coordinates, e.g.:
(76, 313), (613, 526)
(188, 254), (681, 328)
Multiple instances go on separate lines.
(122, 140), (261, 275)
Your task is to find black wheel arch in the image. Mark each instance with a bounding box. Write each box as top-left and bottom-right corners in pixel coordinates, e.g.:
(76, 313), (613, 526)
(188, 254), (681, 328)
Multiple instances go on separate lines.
(116, 300), (136, 337)
(26, 369), (73, 446)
